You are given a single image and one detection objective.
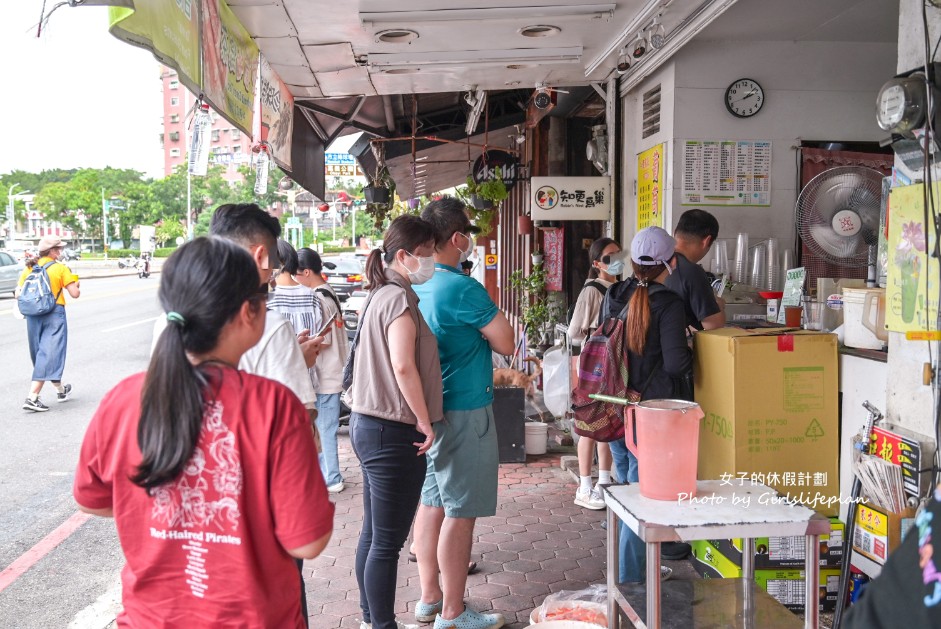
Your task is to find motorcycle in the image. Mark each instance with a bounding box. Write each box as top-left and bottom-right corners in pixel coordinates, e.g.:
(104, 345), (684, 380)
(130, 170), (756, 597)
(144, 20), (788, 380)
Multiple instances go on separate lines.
(136, 253), (152, 279)
(62, 248), (81, 262)
(117, 254), (138, 269)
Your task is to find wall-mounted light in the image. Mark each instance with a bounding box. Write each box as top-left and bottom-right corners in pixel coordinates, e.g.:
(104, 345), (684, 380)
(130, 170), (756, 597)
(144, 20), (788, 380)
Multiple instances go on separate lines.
(616, 49), (630, 75)
(632, 31), (647, 58)
(647, 15), (665, 50)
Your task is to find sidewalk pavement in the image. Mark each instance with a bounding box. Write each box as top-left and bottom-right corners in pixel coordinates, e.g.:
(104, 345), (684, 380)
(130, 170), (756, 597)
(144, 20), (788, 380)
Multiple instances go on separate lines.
(66, 258), (164, 280)
(308, 427), (610, 629)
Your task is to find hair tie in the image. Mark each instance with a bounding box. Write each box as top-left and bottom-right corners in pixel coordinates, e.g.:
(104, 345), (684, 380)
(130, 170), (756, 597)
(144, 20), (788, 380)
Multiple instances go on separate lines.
(166, 311), (187, 327)
(637, 279), (649, 288)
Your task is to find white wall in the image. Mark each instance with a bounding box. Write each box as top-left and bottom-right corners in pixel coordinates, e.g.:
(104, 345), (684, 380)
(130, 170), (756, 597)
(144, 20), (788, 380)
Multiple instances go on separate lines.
(886, 0), (941, 439)
(620, 61), (676, 249)
(620, 38), (897, 266)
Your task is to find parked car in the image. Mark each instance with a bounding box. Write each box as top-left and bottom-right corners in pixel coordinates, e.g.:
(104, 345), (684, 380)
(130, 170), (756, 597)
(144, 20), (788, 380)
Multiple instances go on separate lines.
(322, 256), (364, 301)
(341, 290), (368, 341)
(62, 247), (81, 262)
(0, 250), (24, 295)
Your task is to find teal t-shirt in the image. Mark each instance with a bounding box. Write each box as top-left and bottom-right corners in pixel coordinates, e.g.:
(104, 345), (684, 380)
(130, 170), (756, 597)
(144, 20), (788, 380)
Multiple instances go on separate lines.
(414, 263), (499, 411)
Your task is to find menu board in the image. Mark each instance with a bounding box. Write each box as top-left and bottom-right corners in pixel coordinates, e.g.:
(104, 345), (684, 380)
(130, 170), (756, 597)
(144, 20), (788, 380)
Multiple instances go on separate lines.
(681, 140), (771, 206)
(543, 227), (564, 292)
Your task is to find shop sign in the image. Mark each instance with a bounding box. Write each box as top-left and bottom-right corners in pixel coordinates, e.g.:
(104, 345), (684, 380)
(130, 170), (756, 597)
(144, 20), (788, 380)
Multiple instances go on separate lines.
(325, 153), (357, 165)
(473, 150), (519, 189)
(258, 54), (293, 169)
(485, 254), (498, 270)
(325, 164), (365, 177)
(109, 1), (201, 93)
(529, 177), (610, 221)
(637, 143), (666, 230)
(201, 0), (258, 135)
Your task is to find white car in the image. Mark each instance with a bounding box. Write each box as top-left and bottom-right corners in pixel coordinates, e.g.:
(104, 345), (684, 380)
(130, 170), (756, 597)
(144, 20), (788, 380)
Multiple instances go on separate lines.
(341, 289), (368, 341)
(0, 250), (24, 295)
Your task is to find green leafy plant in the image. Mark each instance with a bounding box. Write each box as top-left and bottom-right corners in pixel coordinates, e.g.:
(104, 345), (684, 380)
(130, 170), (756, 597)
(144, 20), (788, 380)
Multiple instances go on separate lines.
(364, 166), (396, 229)
(509, 265), (556, 346)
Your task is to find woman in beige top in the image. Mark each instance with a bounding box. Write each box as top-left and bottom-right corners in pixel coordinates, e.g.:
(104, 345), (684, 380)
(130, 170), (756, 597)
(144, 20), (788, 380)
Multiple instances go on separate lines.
(348, 215), (444, 629)
(567, 238), (623, 512)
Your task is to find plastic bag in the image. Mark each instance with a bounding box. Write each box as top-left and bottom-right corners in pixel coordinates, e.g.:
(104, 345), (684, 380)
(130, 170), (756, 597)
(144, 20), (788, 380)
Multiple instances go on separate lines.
(534, 584), (608, 627)
(541, 346), (570, 418)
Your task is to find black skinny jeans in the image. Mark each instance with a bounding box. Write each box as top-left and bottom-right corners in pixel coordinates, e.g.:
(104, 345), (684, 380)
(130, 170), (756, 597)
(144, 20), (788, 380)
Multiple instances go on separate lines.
(350, 413), (427, 629)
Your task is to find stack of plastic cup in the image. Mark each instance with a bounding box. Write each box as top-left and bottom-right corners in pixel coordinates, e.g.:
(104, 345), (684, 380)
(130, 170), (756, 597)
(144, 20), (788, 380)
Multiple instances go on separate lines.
(734, 233), (749, 284)
(712, 240), (730, 276)
(749, 243), (766, 287)
(765, 238), (780, 291)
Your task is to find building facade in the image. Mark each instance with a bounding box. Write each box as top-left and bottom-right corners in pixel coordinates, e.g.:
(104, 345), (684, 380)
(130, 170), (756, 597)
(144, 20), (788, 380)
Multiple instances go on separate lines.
(159, 66), (253, 181)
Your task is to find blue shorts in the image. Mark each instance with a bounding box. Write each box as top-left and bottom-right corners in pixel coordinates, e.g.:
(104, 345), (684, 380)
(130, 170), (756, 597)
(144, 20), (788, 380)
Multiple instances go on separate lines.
(421, 406), (498, 518)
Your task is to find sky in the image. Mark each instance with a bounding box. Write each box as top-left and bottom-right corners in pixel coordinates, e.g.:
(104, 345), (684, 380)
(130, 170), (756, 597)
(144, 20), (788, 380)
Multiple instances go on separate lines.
(0, 2), (356, 181)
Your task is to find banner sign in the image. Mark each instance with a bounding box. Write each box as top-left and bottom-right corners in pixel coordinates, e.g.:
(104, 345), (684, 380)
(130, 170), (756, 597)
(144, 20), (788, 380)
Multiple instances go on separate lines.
(637, 143), (666, 230)
(258, 54), (294, 169)
(530, 177), (610, 221)
(473, 150), (520, 189)
(201, 0), (258, 135)
(109, 1), (201, 93)
(543, 227), (564, 291)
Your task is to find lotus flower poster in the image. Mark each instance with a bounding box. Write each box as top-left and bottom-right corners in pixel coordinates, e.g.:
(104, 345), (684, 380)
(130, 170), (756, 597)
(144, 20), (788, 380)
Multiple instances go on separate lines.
(886, 183), (938, 332)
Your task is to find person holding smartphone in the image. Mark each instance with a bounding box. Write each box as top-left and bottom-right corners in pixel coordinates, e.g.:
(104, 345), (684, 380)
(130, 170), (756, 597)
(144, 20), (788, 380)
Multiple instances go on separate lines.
(268, 240), (324, 396)
(295, 248), (349, 494)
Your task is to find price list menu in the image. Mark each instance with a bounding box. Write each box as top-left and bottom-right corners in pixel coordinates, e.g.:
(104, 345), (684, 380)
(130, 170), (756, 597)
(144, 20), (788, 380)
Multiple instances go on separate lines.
(681, 140), (771, 206)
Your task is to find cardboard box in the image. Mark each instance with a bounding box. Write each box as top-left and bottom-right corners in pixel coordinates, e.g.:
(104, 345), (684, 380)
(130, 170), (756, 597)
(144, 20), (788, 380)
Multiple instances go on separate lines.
(852, 502), (917, 565)
(694, 329), (840, 516)
(690, 540), (840, 612)
(716, 516), (844, 568)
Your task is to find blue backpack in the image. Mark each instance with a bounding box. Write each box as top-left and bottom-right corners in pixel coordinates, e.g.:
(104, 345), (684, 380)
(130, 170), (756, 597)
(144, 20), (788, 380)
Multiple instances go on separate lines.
(17, 261), (61, 316)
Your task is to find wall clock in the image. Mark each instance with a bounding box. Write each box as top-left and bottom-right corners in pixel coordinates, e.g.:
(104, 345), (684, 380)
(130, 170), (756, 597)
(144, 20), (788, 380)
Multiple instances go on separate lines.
(725, 78), (764, 118)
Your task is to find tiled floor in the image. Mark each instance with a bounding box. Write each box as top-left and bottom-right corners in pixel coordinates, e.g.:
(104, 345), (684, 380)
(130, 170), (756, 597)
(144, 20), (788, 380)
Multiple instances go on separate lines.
(305, 429), (607, 628)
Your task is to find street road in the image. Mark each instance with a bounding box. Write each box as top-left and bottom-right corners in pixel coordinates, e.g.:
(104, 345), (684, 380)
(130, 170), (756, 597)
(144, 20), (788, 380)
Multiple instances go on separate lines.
(0, 275), (162, 629)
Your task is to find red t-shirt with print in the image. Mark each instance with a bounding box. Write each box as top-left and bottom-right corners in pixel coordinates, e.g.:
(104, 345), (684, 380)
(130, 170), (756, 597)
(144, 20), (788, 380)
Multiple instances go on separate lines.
(74, 368), (334, 628)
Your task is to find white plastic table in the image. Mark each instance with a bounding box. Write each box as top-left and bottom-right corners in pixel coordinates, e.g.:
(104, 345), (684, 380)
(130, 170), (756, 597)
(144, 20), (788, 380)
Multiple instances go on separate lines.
(603, 480), (831, 629)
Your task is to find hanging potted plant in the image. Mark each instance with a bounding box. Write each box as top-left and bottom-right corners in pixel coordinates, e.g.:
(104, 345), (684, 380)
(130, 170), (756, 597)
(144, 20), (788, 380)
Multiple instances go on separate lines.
(363, 167), (396, 229)
(531, 246), (544, 266)
(518, 213), (533, 235)
(509, 265), (560, 351)
(465, 175), (492, 210)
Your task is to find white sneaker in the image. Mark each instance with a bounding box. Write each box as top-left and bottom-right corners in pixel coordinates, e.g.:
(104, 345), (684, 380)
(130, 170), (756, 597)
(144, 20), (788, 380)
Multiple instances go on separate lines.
(359, 622), (416, 629)
(660, 566), (673, 581)
(574, 487), (606, 510)
(327, 481), (345, 493)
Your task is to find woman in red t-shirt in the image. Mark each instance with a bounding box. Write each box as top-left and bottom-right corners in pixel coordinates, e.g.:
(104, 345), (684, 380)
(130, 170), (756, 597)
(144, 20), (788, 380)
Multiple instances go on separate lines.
(74, 237), (334, 628)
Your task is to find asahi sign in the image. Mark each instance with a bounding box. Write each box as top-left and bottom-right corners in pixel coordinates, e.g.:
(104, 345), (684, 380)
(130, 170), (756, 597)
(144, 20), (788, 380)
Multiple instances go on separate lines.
(473, 150), (519, 188)
(530, 176), (611, 220)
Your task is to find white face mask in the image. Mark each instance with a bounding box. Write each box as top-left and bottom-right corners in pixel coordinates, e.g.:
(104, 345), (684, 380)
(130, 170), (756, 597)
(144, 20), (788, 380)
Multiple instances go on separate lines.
(456, 232), (476, 263)
(405, 252), (435, 285)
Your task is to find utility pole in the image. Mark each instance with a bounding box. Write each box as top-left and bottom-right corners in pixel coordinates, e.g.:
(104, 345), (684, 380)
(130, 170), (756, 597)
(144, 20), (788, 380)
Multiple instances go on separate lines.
(7, 183), (20, 245)
(351, 201), (356, 250)
(101, 187), (109, 258)
(186, 170), (193, 241)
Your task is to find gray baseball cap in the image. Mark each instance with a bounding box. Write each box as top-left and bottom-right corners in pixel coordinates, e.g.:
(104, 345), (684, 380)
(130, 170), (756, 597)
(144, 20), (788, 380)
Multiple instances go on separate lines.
(630, 226), (676, 268)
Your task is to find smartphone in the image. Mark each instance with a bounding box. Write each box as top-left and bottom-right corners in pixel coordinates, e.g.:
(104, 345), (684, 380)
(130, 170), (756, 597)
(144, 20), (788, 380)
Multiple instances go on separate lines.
(314, 318), (334, 339)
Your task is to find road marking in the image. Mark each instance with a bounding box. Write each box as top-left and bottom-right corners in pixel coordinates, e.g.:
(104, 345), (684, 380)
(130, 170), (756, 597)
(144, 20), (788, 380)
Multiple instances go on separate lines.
(0, 511), (92, 594)
(101, 316), (159, 333)
(0, 282), (158, 316)
(68, 574), (122, 629)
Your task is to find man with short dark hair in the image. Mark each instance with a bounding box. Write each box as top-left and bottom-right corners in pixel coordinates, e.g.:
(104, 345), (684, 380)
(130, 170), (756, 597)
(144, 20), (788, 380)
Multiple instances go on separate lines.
(153, 203), (322, 626)
(665, 209), (725, 331)
(413, 196), (515, 629)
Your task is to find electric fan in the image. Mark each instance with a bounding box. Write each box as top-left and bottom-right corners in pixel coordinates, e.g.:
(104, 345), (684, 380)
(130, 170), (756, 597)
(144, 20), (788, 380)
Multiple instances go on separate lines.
(796, 166), (884, 285)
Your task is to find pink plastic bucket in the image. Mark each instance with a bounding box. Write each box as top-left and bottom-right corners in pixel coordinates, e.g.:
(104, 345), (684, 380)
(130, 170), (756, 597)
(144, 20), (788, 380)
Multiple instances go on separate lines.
(625, 399), (704, 500)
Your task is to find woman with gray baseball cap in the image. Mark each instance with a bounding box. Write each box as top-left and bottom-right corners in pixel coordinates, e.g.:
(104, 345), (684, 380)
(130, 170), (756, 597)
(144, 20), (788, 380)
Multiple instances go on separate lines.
(599, 226), (693, 583)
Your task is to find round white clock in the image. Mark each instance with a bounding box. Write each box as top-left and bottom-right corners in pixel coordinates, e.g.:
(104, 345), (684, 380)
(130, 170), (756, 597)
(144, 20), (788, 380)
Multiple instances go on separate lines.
(725, 78), (764, 118)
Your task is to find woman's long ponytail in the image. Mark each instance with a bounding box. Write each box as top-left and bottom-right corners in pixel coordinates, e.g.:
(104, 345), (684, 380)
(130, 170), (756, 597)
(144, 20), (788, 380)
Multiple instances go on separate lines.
(625, 262), (665, 355)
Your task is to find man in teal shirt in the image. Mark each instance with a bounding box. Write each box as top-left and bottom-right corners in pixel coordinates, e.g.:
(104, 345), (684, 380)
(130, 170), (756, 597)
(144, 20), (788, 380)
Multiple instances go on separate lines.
(413, 197), (515, 629)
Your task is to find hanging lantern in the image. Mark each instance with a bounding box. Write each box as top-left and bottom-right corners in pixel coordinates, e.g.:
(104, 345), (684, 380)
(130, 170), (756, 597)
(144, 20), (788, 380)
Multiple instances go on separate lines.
(318, 203), (331, 213)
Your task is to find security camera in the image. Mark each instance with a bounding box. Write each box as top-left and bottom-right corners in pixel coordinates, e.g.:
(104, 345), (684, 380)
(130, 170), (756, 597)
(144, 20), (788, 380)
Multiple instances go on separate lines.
(533, 88), (551, 110)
